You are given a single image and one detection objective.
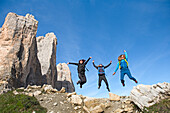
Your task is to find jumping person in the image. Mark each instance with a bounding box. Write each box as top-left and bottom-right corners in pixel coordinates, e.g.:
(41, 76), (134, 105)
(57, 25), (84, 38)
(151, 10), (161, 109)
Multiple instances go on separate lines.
(93, 60), (112, 92)
(113, 50), (138, 87)
(67, 57), (92, 88)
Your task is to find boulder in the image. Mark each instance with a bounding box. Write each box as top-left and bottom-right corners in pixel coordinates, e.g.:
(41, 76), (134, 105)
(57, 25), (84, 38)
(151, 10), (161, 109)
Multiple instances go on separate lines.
(26, 85), (41, 89)
(42, 84), (58, 93)
(13, 90), (19, 95)
(74, 106), (81, 110)
(0, 12), (42, 90)
(56, 63), (75, 93)
(67, 92), (76, 98)
(37, 33), (57, 87)
(53, 102), (58, 106)
(109, 92), (120, 101)
(59, 87), (66, 93)
(90, 106), (104, 113)
(84, 97), (98, 108)
(70, 95), (82, 105)
(114, 108), (123, 113)
(130, 82), (170, 110)
(83, 106), (90, 113)
(33, 90), (42, 96)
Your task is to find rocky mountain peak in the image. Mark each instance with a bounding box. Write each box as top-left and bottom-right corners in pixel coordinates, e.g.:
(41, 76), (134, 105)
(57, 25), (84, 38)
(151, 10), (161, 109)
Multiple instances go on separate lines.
(0, 12), (74, 93)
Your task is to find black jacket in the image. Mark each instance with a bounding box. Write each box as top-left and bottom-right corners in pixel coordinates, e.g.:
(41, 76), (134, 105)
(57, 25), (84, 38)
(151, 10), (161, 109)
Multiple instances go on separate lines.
(69, 57), (91, 73)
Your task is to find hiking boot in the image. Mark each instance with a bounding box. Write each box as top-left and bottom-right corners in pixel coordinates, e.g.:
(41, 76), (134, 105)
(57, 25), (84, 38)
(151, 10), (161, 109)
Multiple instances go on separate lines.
(77, 81), (80, 85)
(121, 80), (125, 87)
(135, 80), (138, 84)
(122, 82), (125, 87)
(107, 88), (110, 92)
(98, 86), (100, 89)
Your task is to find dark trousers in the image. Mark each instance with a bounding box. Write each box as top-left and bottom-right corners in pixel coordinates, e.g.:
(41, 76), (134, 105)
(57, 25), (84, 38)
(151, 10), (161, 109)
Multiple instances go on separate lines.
(78, 73), (87, 86)
(98, 74), (109, 89)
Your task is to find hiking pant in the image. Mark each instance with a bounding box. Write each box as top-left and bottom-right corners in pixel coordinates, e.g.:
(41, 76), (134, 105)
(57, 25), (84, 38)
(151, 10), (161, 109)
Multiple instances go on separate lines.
(78, 72), (87, 86)
(120, 68), (136, 83)
(98, 74), (109, 89)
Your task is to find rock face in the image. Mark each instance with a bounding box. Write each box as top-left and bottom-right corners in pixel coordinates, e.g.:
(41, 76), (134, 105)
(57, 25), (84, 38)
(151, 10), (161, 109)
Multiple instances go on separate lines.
(56, 63), (75, 93)
(37, 33), (57, 87)
(0, 12), (42, 91)
(130, 82), (170, 110)
(0, 12), (75, 93)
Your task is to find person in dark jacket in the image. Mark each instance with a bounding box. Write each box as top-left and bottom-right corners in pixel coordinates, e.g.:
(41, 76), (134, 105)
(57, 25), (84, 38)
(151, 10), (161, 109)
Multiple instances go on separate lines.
(67, 57), (92, 88)
(92, 60), (112, 92)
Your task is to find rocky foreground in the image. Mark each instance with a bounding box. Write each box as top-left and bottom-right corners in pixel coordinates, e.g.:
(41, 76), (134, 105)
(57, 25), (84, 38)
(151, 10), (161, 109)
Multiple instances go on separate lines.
(13, 85), (136, 113)
(11, 82), (170, 113)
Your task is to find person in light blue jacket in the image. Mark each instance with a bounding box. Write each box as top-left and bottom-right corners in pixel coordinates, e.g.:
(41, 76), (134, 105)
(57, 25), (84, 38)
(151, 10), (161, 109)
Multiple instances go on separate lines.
(113, 50), (138, 86)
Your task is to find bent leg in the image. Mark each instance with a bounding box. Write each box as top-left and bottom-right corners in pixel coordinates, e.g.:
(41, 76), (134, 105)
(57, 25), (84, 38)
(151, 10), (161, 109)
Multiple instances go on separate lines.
(78, 73), (87, 88)
(120, 71), (125, 86)
(126, 70), (136, 81)
(82, 75), (87, 85)
(98, 75), (102, 88)
(103, 75), (109, 89)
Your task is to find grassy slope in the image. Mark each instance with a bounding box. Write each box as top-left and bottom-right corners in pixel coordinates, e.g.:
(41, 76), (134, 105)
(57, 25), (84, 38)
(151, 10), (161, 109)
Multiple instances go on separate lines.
(0, 91), (47, 113)
(143, 99), (170, 113)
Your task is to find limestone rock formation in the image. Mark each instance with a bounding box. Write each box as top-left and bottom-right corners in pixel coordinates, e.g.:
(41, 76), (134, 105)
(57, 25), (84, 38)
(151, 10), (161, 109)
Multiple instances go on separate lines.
(56, 63), (75, 93)
(0, 12), (42, 92)
(0, 12), (75, 93)
(109, 92), (120, 101)
(130, 82), (170, 110)
(37, 33), (57, 87)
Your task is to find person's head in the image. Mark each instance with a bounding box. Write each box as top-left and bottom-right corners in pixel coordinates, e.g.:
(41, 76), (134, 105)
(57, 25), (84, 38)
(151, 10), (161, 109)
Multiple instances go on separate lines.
(118, 54), (125, 61)
(79, 59), (86, 64)
(98, 64), (103, 67)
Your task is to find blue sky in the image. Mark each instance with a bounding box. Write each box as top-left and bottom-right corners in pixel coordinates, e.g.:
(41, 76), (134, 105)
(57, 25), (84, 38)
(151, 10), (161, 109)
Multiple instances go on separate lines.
(0, 0), (170, 98)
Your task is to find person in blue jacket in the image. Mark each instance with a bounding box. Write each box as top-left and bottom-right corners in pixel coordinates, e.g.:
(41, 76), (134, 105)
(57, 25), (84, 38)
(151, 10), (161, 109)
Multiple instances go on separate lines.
(113, 50), (138, 86)
(93, 60), (112, 92)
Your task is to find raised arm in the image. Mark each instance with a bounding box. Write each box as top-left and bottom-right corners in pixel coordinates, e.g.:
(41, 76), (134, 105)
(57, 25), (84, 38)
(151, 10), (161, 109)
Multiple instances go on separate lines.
(84, 57), (92, 65)
(92, 60), (98, 69)
(68, 62), (78, 66)
(124, 50), (128, 61)
(104, 61), (112, 69)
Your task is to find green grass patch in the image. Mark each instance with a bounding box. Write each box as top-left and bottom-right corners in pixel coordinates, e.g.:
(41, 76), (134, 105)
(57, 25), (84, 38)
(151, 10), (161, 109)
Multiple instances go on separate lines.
(143, 99), (170, 113)
(16, 89), (24, 92)
(0, 91), (47, 113)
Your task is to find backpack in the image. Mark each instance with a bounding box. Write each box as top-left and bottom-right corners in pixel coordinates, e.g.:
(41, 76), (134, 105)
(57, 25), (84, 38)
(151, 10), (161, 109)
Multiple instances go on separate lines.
(98, 67), (105, 75)
(119, 59), (128, 69)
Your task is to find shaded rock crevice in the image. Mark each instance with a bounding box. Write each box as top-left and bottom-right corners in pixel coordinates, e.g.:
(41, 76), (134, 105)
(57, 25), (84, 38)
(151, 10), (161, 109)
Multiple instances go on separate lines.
(56, 63), (75, 93)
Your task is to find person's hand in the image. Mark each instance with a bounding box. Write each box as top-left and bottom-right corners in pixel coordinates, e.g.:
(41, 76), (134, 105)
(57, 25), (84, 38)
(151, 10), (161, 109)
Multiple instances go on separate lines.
(124, 50), (126, 52)
(113, 72), (116, 75)
(110, 61), (112, 63)
(92, 60), (94, 63)
(67, 62), (69, 65)
(90, 56), (92, 59)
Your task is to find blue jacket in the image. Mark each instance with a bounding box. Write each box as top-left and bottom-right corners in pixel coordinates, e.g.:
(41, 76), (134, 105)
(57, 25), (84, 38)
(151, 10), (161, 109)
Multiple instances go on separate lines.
(114, 51), (128, 72)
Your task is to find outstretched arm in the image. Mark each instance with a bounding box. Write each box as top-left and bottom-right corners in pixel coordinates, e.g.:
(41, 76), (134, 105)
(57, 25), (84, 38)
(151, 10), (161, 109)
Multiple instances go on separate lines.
(68, 62), (78, 66)
(104, 61), (112, 69)
(85, 57), (92, 65)
(113, 62), (119, 75)
(92, 60), (98, 69)
(124, 50), (128, 61)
